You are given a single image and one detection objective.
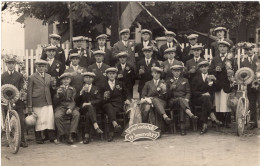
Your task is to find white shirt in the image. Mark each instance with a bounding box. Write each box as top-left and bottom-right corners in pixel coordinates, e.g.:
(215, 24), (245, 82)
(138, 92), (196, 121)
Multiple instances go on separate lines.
(108, 80), (115, 90)
(220, 53), (227, 61)
(202, 73), (208, 82)
(72, 65), (79, 72)
(121, 63), (126, 70)
(47, 58), (54, 66)
(8, 70), (14, 75)
(167, 42), (173, 48)
(194, 57), (200, 63)
(122, 40), (128, 47)
(87, 84), (92, 92)
(145, 58), (151, 66)
(96, 62), (103, 69)
(248, 55), (254, 63)
(99, 46), (105, 52)
(154, 79), (159, 86)
(168, 59), (174, 65)
(143, 41), (149, 47)
(174, 77), (179, 81)
(218, 38), (224, 42)
(38, 72), (45, 78)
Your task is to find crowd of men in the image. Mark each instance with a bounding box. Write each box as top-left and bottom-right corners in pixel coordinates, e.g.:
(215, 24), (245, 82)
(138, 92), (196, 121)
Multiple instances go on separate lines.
(2, 26), (259, 148)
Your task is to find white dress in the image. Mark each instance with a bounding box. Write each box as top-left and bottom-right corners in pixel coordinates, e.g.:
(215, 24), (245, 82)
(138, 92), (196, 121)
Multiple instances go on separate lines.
(33, 105), (55, 131)
(215, 89), (231, 113)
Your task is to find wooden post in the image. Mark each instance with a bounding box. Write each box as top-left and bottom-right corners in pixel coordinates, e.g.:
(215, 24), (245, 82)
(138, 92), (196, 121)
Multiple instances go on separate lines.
(25, 49), (29, 75)
(69, 2), (73, 49)
(30, 49), (34, 75)
(205, 49), (208, 61)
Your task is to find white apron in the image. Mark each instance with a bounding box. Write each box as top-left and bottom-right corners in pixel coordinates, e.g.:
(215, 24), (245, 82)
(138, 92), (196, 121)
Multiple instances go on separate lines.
(215, 89), (231, 113)
(33, 105), (55, 131)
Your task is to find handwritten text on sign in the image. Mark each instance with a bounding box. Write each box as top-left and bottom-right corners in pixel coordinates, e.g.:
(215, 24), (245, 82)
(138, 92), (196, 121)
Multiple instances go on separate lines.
(124, 123), (160, 142)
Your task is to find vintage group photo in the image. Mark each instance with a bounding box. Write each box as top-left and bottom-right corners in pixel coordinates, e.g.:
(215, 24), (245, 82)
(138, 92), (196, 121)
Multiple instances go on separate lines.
(1, 1), (260, 166)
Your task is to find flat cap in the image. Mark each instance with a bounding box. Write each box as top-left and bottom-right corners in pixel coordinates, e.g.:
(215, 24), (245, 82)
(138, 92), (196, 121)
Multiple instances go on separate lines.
(164, 47), (176, 54)
(4, 54), (17, 63)
(170, 64), (184, 70)
(142, 46), (153, 52)
(49, 34), (61, 39)
(45, 45), (57, 51)
(217, 40), (231, 47)
(73, 36), (84, 42)
(165, 31), (176, 37)
(93, 50), (105, 56)
(70, 53), (80, 59)
(35, 59), (48, 65)
(151, 67), (163, 73)
(187, 34), (199, 40)
(190, 44), (203, 50)
(198, 60), (210, 67)
(117, 52), (128, 58)
(141, 29), (152, 35)
(81, 72), (96, 77)
(119, 29), (130, 35)
(105, 67), (118, 73)
(96, 34), (108, 40)
(59, 72), (72, 80)
(214, 27), (227, 32)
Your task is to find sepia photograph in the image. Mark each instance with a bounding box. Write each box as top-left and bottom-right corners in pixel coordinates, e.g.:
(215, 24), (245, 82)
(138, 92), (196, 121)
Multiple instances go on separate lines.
(1, 1), (260, 166)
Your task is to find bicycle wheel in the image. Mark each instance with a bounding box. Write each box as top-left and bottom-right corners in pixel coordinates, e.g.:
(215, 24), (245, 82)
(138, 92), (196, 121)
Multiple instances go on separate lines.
(5, 110), (21, 154)
(236, 98), (246, 136)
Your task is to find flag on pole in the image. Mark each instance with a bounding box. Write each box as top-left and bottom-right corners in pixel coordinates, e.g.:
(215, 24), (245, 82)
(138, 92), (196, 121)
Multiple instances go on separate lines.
(111, 2), (143, 45)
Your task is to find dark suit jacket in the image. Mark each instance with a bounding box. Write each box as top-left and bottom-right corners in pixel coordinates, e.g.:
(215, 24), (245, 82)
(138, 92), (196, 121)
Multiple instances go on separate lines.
(116, 63), (135, 89)
(141, 79), (167, 100)
(66, 48), (91, 68)
(53, 85), (77, 110)
(78, 85), (102, 107)
(112, 40), (136, 68)
(46, 59), (63, 78)
(27, 72), (53, 107)
(161, 59), (183, 81)
(41, 45), (66, 74)
(87, 63), (110, 90)
(211, 39), (233, 57)
(184, 57), (205, 81)
(166, 77), (190, 100)
(136, 58), (160, 93)
(182, 45), (205, 63)
(159, 43), (182, 61)
(92, 46), (113, 66)
(102, 80), (130, 109)
(135, 41), (158, 62)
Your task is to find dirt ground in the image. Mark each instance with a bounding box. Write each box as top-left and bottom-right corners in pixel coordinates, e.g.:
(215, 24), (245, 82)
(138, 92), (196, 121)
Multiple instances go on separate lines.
(1, 124), (260, 166)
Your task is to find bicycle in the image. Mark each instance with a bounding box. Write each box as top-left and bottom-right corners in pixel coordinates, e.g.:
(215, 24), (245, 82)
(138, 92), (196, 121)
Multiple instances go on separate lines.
(1, 84), (21, 154)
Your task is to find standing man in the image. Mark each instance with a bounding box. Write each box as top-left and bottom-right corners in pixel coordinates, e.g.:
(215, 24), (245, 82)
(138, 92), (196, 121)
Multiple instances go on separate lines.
(92, 34), (113, 66)
(66, 36), (91, 68)
(136, 46), (160, 96)
(211, 27), (233, 57)
(112, 29), (136, 69)
(41, 34), (66, 74)
(135, 29), (158, 62)
(159, 31), (182, 61)
(115, 52), (136, 98)
(1, 54), (28, 147)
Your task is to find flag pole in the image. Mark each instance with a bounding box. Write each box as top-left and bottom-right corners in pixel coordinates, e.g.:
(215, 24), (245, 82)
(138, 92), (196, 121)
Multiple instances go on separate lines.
(138, 2), (183, 49)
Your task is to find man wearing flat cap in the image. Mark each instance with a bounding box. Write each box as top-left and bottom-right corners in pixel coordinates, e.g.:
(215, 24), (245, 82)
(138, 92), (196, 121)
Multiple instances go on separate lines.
(112, 29), (136, 69)
(159, 31), (182, 61)
(135, 29), (158, 62)
(41, 34), (66, 74)
(211, 27), (233, 57)
(66, 36), (92, 68)
(92, 34), (113, 66)
(137, 46), (160, 96)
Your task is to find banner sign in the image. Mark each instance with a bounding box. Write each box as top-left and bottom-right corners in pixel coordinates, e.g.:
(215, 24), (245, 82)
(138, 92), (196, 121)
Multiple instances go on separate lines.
(124, 123), (160, 142)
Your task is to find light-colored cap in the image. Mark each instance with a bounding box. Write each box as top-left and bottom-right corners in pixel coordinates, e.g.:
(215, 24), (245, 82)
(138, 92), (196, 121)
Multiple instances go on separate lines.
(35, 59), (48, 65)
(49, 34), (61, 39)
(164, 47), (176, 54)
(198, 60), (210, 67)
(119, 29), (130, 35)
(187, 34), (199, 39)
(96, 34), (108, 40)
(141, 29), (152, 35)
(151, 67), (163, 73)
(93, 50), (105, 56)
(81, 72), (96, 77)
(170, 64), (184, 70)
(70, 53), (80, 59)
(73, 36), (84, 42)
(59, 72), (72, 80)
(165, 31), (176, 37)
(117, 52), (128, 58)
(142, 46), (153, 52)
(105, 67), (118, 73)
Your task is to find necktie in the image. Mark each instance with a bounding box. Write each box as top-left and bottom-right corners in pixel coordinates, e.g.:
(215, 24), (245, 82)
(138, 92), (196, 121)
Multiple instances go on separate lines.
(155, 80), (158, 86)
(195, 58), (197, 63)
(168, 44), (171, 48)
(9, 71), (13, 76)
(111, 82), (114, 90)
(146, 60), (150, 66)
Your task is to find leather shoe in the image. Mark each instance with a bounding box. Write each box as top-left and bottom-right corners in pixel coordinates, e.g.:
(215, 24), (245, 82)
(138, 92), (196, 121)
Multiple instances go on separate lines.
(107, 136), (113, 142)
(200, 128), (207, 135)
(164, 117), (172, 124)
(180, 130), (186, 136)
(67, 134), (74, 144)
(96, 128), (103, 134)
(83, 137), (90, 144)
(114, 124), (121, 133)
(36, 140), (44, 144)
(20, 141), (28, 148)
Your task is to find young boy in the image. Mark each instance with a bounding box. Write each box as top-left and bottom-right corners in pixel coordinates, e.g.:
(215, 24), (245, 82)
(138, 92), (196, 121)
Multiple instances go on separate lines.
(53, 72), (80, 144)
(78, 72), (103, 144)
(1, 54), (28, 147)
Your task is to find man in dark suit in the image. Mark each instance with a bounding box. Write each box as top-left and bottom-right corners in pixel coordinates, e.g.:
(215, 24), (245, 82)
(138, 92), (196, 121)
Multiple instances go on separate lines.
(66, 36), (91, 68)
(211, 27), (234, 57)
(115, 52), (135, 98)
(136, 46), (160, 96)
(166, 65), (197, 135)
(135, 29), (158, 62)
(191, 61), (222, 134)
(78, 72), (103, 144)
(102, 67), (131, 142)
(41, 34), (66, 74)
(92, 34), (113, 66)
(1, 55), (28, 147)
(185, 44), (205, 82)
(112, 29), (136, 69)
(64, 53), (87, 101)
(161, 47), (183, 81)
(87, 50), (110, 90)
(159, 31), (182, 61)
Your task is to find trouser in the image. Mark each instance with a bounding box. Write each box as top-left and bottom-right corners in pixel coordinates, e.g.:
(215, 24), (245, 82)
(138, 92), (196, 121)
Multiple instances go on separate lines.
(81, 105), (97, 134)
(248, 91), (257, 123)
(54, 107), (80, 136)
(103, 103), (123, 132)
(168, 97), (190, 122)
(151, 97), (166, 115)
(193, 95), (213, 123)
(35, 130), (55, 141)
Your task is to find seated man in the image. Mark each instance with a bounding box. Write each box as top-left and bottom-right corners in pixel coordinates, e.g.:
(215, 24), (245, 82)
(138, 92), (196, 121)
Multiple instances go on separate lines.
(141, 67), (172, 128)
(102, 67), (131, 142)
(53, 73), (80, 144)
(191, 61), (222, 135)
(78, 72), (103, 144)
(166, 64), (198, 136)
